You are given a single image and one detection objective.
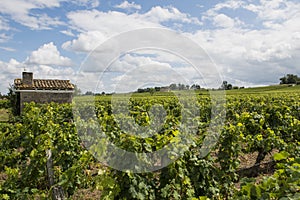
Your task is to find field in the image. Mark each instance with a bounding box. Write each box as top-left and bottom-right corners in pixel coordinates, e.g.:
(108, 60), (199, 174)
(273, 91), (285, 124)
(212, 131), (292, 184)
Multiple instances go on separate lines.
(226, 84), (300, 94)
(0, 85), (299, 199)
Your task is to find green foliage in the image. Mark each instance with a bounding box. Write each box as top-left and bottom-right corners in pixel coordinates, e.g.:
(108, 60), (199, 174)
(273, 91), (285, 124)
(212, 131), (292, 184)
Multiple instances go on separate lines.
(7, 87), (19, 115)
(0, 91), (299, 199)
(0, 100), (10, 109)
(235, 147), (300, 199)
(0, 103), (104, 199)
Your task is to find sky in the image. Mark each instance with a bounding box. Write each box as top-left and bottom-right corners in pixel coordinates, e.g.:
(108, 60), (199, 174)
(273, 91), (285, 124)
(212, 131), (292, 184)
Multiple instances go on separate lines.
(0, 0), (300, 94)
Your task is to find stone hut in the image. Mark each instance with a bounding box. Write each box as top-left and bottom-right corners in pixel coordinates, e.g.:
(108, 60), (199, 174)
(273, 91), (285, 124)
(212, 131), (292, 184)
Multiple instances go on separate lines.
(13, 72), (74, 113)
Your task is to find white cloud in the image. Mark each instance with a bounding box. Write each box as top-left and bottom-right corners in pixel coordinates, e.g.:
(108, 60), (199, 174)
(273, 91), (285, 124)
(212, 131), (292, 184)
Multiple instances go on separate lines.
(70, 0), (100, 8)
(0, 59), (22, 75)
(203, 1), (245, 29)
(0, 17), (9, 31)
(63, 6), (201, 53)
(60, 30), (76, 37)
(188, 22), (300, 85)
(242, 0), (300, 32)
(244, 0), (300, 22)
(143, 6), (201, 24)
(213, 14), (235, 28)
(0, 59), (24, 92)
(109, 53), (177, 73)
(115, 1), (141, 11)
(65, 9), (160, 33)
(134, 49), (187, 65)
(213, 0), (245, 11)
(0, 0), (64, 30)
(111, 63), (182, 93)
(74, 71), (102, 92)
(28, 65), (75, 80)
(29, 0), (61, 8)
(0, 0), (100, 30)
(0, 46), (16, 52)
(193, 0), (300, 86)
(26, 42), (72, 66)
(62, 31), (107, 52)
(62, 10), (160, 52)
(203, 0), (245, 19)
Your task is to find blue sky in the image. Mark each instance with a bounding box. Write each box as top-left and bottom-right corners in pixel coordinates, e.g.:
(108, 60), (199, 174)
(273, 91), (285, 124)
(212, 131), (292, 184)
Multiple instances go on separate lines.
(0, 0), (300, 93)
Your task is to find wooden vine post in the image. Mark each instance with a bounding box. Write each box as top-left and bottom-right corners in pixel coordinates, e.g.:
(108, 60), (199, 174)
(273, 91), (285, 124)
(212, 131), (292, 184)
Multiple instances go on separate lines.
(46, 149), (65, 200)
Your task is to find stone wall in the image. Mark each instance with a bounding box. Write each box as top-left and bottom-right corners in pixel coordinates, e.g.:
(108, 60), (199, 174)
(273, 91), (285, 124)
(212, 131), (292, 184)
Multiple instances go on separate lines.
(20, 91), (73, 112)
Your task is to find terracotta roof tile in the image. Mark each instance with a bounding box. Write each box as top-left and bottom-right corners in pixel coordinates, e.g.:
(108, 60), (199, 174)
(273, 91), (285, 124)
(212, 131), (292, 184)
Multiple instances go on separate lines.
(14, 78), (74, 90)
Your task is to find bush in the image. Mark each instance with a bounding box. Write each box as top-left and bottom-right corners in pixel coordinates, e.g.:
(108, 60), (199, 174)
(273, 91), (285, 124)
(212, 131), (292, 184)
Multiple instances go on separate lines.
(0, 100), (9, 109)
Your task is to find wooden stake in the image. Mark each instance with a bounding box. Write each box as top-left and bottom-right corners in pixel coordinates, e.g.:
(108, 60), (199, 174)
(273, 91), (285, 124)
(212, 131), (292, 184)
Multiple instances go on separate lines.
(46, 149), (65, 200)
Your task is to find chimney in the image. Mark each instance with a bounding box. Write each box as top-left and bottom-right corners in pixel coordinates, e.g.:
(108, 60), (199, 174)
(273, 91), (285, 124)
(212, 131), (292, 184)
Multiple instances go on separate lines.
(22, 72), (33, 85)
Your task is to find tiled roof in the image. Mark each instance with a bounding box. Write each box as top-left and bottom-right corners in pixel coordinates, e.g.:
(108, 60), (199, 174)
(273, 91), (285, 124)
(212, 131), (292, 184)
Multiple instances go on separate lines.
(14, 78), (75, 90)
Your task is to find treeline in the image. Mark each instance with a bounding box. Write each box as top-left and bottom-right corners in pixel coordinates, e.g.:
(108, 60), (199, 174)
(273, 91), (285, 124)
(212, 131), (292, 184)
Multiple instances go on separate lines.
(136, 81), (245, 93)
(136, 83), (202, 93)
(219, 81), (244, 90)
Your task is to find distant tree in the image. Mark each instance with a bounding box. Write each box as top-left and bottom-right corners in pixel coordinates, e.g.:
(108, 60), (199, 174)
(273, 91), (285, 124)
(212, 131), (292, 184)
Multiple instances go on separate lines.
(287, 74), (298, 84)
(137, 88), (144, 93)
(154, 87), (161, 92)
(8, 85), (19, 115)
(221, 81), (228, 90)
(280, 74), (299, 84)
(85, 91), (94, 96)
(73, 85), (82, 96)
(191, 84), (201, 90)
(227, 84), (233, 90)
(280, 76), (287, 84)
(220, 81), (233, 90)
(176, 83), (189, 90)
(169, 83), (177, 90)
(149, 88), (155, 96)
(178, 83), (185, 90)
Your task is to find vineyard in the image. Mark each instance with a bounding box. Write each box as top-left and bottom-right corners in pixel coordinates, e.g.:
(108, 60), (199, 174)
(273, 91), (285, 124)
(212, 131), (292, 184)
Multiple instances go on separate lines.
(0, 86), (300, 199)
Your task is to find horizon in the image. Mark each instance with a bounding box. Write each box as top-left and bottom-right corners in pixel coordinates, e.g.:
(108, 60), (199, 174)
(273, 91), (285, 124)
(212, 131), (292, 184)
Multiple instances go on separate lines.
(1, 0), (300, 94)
